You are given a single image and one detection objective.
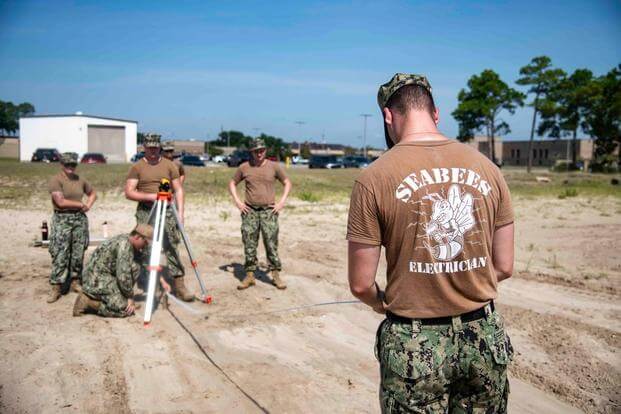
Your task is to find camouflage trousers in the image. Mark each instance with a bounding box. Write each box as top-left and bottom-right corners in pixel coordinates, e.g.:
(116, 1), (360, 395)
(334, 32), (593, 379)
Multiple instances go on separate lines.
(135, 203), (185, 278)
(48, 212), (89, 285)
(86, 279), (131, 318)
(376, 307), (513, 413)
(241, 207), (281, 272)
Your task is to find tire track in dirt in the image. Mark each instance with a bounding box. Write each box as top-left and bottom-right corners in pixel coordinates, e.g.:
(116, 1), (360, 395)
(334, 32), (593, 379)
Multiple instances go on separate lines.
(500, 304), (620, 414)
(101, 341), (131, 414)
(516, 270), (619, 296)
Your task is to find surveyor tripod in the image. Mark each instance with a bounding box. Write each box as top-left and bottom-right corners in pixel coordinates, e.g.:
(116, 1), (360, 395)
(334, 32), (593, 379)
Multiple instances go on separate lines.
(143, 179), (212, 326)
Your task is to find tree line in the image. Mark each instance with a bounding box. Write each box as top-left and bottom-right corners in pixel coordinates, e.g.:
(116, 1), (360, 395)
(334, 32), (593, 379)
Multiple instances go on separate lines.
(0, 100), (35, 136)
(452, 58), (620, 172)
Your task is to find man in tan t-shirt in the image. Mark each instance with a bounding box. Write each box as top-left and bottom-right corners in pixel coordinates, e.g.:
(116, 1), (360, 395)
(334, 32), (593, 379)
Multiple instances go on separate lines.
(228, 138), (292, 290)
(347, 74), (515, 412)
(162, 141), (186, 186)
(46, 152), (97, 303)
(125, 133), (194, 302)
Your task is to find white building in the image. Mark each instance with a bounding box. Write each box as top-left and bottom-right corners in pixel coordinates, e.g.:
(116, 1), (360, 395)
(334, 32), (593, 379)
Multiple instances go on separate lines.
(19, 114), (138, 162)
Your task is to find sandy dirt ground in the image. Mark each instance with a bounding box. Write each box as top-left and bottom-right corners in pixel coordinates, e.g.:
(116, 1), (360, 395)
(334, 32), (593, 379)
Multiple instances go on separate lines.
(0, 195), (619, 413)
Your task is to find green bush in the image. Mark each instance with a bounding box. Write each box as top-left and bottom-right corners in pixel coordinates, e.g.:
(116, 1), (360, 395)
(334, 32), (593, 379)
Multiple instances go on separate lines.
(558, 188), (578, 199)
(298, 190), (320, 203)
(551, 160), (581, 172)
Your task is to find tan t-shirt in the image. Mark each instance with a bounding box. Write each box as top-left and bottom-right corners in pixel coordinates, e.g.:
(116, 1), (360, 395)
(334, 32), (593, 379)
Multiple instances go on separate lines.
(173, 159), (186, 177)
(347, 139), (513, 318)
(233, 160), (287, 206)
(48, 171), (93, 211)
(127, 157), (180, 194)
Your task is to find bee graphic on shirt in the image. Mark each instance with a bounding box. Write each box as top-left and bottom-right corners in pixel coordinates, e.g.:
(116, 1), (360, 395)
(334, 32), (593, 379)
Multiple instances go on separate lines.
(422, 184), (475, 261)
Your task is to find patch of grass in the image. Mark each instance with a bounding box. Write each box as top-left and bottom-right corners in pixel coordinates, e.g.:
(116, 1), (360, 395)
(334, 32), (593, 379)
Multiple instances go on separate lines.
(545, 253), (563, 270)
(1, 161), (620, 210)
(558, 188), (578, 199)
(297, 190), (321, 203)
(219, 210), (230, 221)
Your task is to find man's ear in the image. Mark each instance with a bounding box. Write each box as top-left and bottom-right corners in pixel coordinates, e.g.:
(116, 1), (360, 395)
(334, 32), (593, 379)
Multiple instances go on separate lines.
(433, 107), (440, 125)
(383, 107), (393, 126)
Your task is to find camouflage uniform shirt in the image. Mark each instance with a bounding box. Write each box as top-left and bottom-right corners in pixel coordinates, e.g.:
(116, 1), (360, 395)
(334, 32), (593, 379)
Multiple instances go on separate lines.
(82, 234), (142, 300)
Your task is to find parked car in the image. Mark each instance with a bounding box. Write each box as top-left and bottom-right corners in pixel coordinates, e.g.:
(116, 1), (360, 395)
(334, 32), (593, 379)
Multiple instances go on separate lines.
(292, 156), (309, 165)
(227, 150), (251, 167)
(342, 156), (370, 168)
(80, 152), (107, 164)
(199, 153), (211, 162)
(212, 155), (227, 163)
(31, 148), (60, 163)
(131, 152), (145, 162)
(308, 155), (344, 169)
(179, 154), (205, 167)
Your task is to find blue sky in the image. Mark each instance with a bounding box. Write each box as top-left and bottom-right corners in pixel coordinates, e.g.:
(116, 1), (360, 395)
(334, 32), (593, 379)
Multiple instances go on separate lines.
(1, 0), (620, 148)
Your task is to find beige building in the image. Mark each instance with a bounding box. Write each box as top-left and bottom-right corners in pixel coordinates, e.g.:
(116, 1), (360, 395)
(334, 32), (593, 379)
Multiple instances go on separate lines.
(0, 136), (19, 159)
(465, 136), (504, 164)
(465, 135), (595, 167)
(502, 139), (593, 167)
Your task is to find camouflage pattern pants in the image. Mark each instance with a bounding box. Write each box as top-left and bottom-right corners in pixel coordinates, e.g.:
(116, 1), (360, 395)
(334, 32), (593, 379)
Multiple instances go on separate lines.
(376, 308), (513, 413)
(135, 203), (185, 278)
(48, 212), (89, 285)
(88, 281), (130, 318)
(241, 208), (281, 272)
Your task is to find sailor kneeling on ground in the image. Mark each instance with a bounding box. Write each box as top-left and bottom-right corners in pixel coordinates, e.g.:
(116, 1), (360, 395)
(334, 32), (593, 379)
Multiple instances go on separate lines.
(73, 224), (171, 318)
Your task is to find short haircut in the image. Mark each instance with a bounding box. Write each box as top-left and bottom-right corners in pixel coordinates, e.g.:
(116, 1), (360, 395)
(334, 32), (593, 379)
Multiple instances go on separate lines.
(385, 84), (436, 116)
(130, 230), (140, 237)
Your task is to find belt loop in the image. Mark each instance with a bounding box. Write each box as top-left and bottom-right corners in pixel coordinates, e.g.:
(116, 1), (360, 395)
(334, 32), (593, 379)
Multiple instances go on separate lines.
(484, 303), (492, 319)
(411, 319), (422, 334)
(451, 315), (462, 333)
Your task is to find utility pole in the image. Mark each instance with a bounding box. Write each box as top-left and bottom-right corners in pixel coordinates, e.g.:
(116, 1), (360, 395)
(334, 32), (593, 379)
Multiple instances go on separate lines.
(295, 121), (306, 158)
(360, 114), (372, 158)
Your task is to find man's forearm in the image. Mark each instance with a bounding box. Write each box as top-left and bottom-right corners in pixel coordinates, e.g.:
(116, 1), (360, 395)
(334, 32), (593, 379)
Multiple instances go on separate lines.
(56, 199), (84, 209)
(125, 190), (156, 203)
(175, 187), (185, 218)
(351, 281), (384, 312)
(277, 179), (292, 205)
(496, 269), (512, 282)
(86, 192), (97, 209)
(228, 181), (243, 205)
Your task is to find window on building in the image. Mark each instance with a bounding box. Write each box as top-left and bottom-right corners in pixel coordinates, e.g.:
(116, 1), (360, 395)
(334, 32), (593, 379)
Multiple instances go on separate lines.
(533, 149), (537, 158)
(545, 149), (549, 159)
(517, 149), (520, 159)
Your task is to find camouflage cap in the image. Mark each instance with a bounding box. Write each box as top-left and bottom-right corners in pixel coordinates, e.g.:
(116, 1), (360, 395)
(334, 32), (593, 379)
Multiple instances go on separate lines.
(377, 73), (432, 109)
(377, 73), (433, 149)
(133, 223), (154, 240)
(60, 152), (78, 165)
(162, 141), (175, 151)
(143, 133), (161, 148)
(249, 138), (266, 151)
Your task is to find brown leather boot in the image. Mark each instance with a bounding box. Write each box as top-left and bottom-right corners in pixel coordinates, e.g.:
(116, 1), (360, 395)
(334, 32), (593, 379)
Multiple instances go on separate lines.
(173, 277), (195, 302)
(72, 292), (101, 316)
(70, 279), (82, 293)
(46, 284), (62, 303)
(237, 271), (256, 290)
(271, 270), (287, 290)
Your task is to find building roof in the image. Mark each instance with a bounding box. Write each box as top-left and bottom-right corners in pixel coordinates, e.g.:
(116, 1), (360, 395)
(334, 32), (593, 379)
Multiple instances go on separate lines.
(20, 114), (138, 124)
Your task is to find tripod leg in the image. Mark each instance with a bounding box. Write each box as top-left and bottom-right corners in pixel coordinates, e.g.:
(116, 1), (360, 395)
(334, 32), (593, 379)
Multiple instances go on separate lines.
(144, 199), (167, 325)
(146, 201), (158, 224)
(169, 203), (210, 302)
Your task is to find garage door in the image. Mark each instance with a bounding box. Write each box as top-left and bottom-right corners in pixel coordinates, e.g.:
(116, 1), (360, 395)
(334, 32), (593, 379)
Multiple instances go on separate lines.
(87, 125), (125, 162)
